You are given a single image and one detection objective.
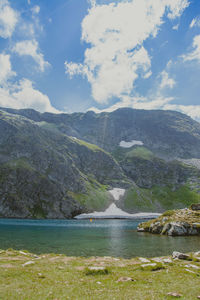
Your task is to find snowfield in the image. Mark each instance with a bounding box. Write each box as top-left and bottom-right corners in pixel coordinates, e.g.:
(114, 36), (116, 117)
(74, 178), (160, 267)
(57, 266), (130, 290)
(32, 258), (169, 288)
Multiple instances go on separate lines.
(119, 140), (144, 148)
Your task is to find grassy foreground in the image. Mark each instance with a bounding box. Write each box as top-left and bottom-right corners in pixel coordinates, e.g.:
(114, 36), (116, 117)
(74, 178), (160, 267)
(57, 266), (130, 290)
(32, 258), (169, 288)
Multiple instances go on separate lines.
(0, 249), (200, 299)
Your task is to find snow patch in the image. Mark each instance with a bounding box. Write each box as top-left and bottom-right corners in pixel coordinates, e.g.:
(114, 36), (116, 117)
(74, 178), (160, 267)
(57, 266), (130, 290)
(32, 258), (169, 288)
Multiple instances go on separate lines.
(119, 140), (143, 148)
(75, 203), (161, 220)
(109, 188), (125, 201)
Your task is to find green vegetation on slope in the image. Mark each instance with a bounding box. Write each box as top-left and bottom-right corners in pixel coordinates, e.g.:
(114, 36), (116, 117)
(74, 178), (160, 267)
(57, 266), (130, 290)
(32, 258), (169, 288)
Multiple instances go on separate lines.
(68, 180), (111, 212)
(112, 146), (154, 162)
(122, 185), (200, 212)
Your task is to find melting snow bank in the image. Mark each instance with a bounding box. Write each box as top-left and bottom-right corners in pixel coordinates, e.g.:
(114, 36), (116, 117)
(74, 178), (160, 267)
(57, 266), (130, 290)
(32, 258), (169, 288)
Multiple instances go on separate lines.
(109, 188), (125, 201)
(119, 140), (143, 148)
(75, 203), (161, 220)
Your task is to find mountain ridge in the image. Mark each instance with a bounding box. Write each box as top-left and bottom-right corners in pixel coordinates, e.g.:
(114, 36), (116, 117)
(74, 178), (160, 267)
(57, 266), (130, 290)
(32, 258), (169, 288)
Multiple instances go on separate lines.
(0, 107), (200, 218)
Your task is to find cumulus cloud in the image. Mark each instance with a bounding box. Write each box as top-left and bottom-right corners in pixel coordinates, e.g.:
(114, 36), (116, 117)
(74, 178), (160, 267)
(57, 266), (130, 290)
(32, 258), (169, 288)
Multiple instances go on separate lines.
(0, 53), (15, 84)
(32, 5), (40, 15)
(65, 0), (189, 104)
(12, 40), (50, 72)
(0, 78), (59, 113)
(0, 52), (58, 113)
(190, 17), (200, 28)
(0, 0), (18, 38)
(163, 104), (200, 121)
(182, 35), (200, 63)
(159, 70), (176, 89)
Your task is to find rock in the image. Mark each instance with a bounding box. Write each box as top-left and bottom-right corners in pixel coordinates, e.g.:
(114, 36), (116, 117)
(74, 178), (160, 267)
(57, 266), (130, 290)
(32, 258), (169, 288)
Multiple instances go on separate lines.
(88, 266), (106, 271)
(117, 277), (135, 282)
(38, 273), (45, 278)
(185, 264), (199, 270)
(137, 227), (145, 232)
(172, 252), (190, 260)
(19, 251), (28, 256)
(185, 269), (196, 274)
(167, 292), (182, 298)
(138, 257), (151, 263)
(191, 204), (200, 211)
(163, 258), (173, 264)
(168, 223), (188, 236)
(195, 251), (200, 256)
(22, 261), (35, 267)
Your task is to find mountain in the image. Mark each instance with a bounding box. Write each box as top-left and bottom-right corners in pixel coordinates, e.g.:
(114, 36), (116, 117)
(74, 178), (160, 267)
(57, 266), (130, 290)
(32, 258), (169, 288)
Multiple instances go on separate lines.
(0, 107), (200, 218)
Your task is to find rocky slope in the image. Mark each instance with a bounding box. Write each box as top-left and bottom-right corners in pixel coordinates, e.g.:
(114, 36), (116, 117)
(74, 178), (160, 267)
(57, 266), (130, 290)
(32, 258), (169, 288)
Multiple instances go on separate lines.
(3, 107), (200, 159)
(137, 208), (200, 236)
(1, 107), (200, 218)
(0, 110), (128, 219)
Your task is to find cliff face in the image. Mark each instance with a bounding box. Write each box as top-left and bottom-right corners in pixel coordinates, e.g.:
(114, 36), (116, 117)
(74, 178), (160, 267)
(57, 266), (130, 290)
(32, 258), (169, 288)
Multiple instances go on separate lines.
(1, 107), (200, 218)
(0, 110), (126, 218)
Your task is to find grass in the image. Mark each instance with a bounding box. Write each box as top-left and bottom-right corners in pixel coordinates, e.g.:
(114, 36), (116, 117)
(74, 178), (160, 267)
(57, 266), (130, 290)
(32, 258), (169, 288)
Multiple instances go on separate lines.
(71, 137), (105, 152)
(0, 249), (200, 299)
(112, 146), (154, 162)
(68, 181), (111, 211)
(123, 185), (200, 212)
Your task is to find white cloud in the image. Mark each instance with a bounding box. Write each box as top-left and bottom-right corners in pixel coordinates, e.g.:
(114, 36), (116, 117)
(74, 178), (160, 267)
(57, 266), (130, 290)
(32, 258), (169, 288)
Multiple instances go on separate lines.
(0, 78), (59, 113)
(182, 35), (200, 63)
(172, 24), (179, 30)
(163, 104), (200, 121)
(0, 0), (18, 38)
(0, 53), (58, 113)
(65, 0), (189, 104)
(32, 5), (40, 15)
(0, 53), (15, 84)
(159, 70), (176, 89)
(12, 40), (50, 72)
(190, 17), (200, 28)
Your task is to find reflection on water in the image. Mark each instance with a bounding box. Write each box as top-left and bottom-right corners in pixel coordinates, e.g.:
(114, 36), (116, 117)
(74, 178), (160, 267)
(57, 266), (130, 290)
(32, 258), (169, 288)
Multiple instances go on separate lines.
(0, 218), (199, 258)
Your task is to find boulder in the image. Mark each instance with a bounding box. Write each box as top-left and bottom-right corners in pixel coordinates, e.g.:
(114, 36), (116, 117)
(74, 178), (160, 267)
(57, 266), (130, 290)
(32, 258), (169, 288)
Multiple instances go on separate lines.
(190, 204), (200, 211)
(172, 251), (190, 260)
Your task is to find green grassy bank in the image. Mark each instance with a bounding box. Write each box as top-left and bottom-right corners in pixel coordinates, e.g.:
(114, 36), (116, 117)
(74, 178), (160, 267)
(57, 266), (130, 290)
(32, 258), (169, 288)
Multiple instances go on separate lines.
(0, 249), (200, 299)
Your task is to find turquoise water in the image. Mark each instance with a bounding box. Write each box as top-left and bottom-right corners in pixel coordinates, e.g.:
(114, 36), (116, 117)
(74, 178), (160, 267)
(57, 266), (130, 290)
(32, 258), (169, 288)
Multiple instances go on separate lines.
(0, 219), (199, 258)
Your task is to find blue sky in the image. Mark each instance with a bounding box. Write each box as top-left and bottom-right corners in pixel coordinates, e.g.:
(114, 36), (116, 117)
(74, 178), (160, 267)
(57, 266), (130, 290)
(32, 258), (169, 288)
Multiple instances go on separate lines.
(0, 0), (200, 120)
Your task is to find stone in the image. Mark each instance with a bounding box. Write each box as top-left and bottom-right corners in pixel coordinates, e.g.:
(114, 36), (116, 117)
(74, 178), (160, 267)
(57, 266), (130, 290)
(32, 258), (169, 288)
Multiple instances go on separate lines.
(117, 277), (135, 282)
(22, 261), (35, 267)
(167, 292), (182, 298)
(163, 258), (173, 264)
(137, 227), (145, 232)
(88, 266), (106, 271)
(185, 269), (196, 274)
(38, 273), (45, 278)
(168, 223), (188, 236)
(19, 251), (28, 256)
(185, 264), (199, 270)
(138, 257), (151, 263)
(172, 252), (190, 260)
(191, 204), (200, 211)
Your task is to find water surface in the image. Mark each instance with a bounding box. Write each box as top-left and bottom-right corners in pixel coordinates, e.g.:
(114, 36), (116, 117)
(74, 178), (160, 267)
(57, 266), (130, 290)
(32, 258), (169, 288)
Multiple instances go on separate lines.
(0, 219), (199, 258)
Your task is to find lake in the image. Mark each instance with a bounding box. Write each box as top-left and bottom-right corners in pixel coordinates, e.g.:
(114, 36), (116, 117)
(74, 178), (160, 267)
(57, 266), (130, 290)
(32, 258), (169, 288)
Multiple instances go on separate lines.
(0, 218), (199, 258)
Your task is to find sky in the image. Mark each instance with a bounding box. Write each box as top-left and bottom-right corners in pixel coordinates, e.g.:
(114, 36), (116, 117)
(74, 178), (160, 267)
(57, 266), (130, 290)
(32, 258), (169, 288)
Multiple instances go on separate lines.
(0, 0), (200, 120)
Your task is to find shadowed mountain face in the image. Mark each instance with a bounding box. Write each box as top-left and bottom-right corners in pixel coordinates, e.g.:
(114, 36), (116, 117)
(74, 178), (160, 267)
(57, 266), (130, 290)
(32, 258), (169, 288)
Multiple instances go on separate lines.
(0, 107), (200, 218)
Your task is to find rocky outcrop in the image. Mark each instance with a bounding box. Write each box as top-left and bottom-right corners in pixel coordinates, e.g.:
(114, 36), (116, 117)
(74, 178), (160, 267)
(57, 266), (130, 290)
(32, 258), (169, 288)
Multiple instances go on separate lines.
(137, 208), (200, 236)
